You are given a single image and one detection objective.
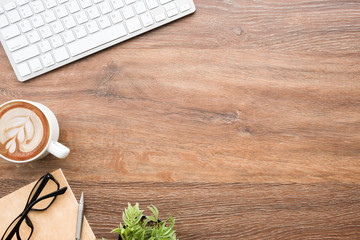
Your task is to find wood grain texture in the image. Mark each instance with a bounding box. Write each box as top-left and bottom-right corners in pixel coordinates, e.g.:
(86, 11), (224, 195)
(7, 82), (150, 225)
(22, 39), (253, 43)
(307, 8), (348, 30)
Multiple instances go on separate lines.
(1, 0), (360, 239)
(1, 180), (360, 239)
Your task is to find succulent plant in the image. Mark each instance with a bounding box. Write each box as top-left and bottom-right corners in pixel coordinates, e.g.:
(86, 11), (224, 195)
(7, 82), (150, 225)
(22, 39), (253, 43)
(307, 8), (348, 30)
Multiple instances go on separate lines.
(102, 203), (177, 240)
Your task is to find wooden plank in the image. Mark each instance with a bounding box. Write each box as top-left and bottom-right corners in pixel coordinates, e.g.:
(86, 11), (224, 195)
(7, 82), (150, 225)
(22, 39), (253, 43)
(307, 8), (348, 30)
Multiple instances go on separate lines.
(0, 48), (359, 183)
(1, 180), (360, 239)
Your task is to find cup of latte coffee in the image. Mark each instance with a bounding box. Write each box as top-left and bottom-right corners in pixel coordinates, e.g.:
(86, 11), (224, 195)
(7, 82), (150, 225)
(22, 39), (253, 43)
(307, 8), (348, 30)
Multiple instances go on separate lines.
(0, 100), (70, 163)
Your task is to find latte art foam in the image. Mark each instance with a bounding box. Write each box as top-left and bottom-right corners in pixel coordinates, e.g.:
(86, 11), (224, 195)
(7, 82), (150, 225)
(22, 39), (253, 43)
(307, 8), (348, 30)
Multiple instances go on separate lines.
(0, 102), (50, 161)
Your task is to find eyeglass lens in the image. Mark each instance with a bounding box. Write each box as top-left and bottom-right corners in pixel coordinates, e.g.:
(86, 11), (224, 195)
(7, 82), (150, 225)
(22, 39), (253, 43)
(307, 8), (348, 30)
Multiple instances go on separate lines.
(27, 176), (59, 210)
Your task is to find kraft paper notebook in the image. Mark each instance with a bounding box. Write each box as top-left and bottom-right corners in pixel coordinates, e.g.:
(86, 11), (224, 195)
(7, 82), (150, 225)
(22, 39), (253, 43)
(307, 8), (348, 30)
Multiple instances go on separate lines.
(0, 169), (95, 240)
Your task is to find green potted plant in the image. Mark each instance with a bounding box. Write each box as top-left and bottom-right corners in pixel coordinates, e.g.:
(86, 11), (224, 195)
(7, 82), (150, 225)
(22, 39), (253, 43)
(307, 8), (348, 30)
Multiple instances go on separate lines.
(106, 203), (178, 240)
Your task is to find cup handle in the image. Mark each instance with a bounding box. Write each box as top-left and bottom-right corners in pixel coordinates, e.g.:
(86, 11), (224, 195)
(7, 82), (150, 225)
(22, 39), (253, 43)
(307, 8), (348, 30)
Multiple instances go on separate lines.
(48, 141), (70, 159)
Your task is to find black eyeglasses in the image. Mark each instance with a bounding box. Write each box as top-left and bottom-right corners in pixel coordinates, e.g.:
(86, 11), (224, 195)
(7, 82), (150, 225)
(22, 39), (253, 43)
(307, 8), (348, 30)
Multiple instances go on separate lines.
(1, 173), (67, 240)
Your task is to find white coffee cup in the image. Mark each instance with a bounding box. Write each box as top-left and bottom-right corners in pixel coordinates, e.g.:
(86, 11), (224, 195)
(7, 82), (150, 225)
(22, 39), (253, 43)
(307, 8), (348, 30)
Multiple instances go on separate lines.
(0, 100), (70, 163)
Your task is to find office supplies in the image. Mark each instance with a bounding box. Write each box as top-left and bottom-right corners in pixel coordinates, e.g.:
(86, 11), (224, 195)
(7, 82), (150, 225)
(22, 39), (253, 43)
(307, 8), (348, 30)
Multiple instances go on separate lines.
(0, 169), (95, 240)
(75, 192), (84, 240)
(0, 0), (196, 82)
(2, 173), (68, 240)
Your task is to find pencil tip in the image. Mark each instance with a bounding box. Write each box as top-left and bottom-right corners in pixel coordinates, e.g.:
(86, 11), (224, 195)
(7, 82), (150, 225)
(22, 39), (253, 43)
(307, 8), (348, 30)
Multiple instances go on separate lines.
(80, 192), (84, 203)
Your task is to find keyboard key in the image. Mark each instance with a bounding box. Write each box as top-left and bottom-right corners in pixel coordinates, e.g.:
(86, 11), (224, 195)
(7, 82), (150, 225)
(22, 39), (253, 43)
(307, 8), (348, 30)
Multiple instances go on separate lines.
(67, 1), (80, 13)
(50, 35), (63, 47)
(125, 17), (141, 33)
(146, 0), (158, 10)
(43, 10), (56, 23)
(164, 2), (176, 11)
(75, 11), (88, 24)
(28, 57), (43, 72)
(31, 1), (45, 13)
(79, 0), (92, 9)
(122, 6), (134, 19)
(12, 45), (40, 63)
(4, 2), (17, 11)
(28, 30), (41, 43)
(154, 13), (165, 22)
(99, 2), (112, 14)
(19, 5), (33, 18)
(87, 6), (100, 19)
(51, 21), (65, 33)
(41, 53), (55, 67)
(110, 0), (123, 10)
(63, 31), (75, 43)
(68, 23), (126, 56)
(140, 12), (153, 27)
(98, 16), (111, 29)
(0, 6), (3, 14)
(86, 21), (99, 33)
(1, 25), (20, 40)
(6, 35), (28, 51)
(134, 2), (146, 14)
(16, 0), (29, 6)
(109, 11), (122, 24)
(17, 62), (31, 76)
(7, 10), (21, 23)
(31, 15), (44, 28)
(167, 8), (178, 17)
(179, 3), (190, 12)
(53, 46), (69, 62)
(74, 25), (87, 38)
(39, 25), (52, 38)
(63, 15), (76, 29)
(0, 15), (9, 28)
(38, 40), (52, 52)
(19, 19), (32, 32)
(43, 0), (57, 9)
(54, 5), (68, 18)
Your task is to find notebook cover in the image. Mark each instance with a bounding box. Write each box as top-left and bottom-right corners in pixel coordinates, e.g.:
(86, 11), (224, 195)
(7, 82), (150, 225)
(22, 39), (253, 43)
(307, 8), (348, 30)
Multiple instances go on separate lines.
(0, 169), (96, 240)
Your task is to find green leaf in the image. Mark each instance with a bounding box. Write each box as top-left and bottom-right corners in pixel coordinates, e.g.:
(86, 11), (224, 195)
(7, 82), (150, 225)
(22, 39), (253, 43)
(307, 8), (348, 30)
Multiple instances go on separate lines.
(162, 225), (174, 236)
(111, 228), (122, 234)
(142, 218), (150, 228)
(123, 212), (131, 226)
(146, 216), (157, 223)
(169, 215), (175, 226)
(148, 205), (159, 220)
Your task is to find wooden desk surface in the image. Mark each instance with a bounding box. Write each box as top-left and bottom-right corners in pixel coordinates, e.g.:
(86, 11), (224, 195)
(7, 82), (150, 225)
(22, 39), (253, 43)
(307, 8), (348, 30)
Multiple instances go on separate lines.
(1, 0), (360, 239)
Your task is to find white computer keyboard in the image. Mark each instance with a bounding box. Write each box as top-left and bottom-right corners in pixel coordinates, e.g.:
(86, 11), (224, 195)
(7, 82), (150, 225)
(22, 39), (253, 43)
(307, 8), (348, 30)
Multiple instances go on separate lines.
(0, 0), (195, 82)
